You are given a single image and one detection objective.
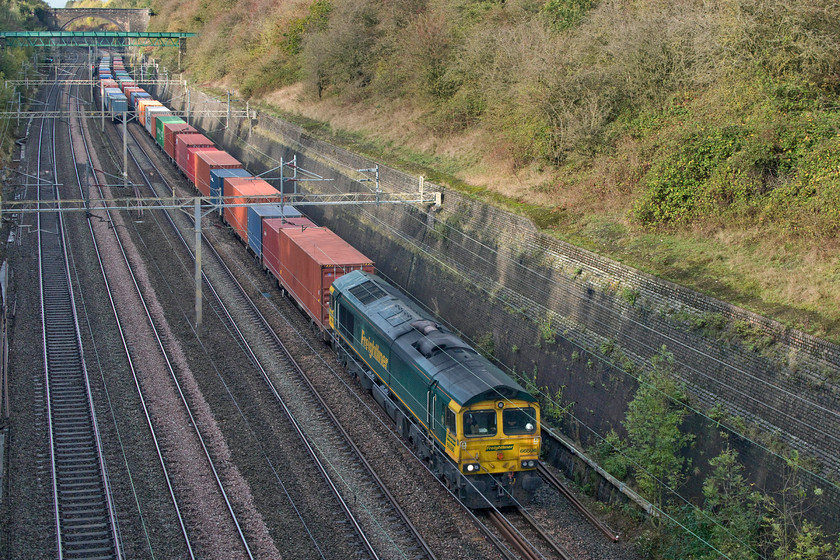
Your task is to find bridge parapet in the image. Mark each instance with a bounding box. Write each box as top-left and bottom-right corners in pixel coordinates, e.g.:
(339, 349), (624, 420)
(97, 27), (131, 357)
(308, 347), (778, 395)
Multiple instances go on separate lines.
(46, 8), (152, 32)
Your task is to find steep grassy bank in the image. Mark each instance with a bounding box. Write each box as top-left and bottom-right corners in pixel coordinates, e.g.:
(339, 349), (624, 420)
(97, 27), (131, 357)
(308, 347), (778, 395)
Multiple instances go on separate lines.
(144, 0), (840, 341)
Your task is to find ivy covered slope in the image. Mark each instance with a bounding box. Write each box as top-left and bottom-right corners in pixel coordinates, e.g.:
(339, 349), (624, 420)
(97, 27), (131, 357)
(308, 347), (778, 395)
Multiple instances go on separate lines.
(149, 0), (840, 341)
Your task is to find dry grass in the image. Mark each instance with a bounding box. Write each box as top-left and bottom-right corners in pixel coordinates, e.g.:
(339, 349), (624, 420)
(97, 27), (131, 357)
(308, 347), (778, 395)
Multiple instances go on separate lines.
(265, 85), (575, 203)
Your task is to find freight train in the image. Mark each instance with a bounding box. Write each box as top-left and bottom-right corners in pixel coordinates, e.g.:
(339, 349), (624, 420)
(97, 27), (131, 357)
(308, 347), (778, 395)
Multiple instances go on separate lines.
(97, 53), (542, 509)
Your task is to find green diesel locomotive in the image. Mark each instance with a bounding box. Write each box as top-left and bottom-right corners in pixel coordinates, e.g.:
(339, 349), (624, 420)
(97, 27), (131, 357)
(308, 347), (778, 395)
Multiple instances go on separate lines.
(330, 270), (542, 508)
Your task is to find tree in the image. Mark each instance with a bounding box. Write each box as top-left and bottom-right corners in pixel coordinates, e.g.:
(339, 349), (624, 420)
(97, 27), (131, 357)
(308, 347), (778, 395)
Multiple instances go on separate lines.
(301, 0), (382, 98)
(623, 346), (694, 518)
(764, 451), (838, 560)
(700, 446), (763, 559)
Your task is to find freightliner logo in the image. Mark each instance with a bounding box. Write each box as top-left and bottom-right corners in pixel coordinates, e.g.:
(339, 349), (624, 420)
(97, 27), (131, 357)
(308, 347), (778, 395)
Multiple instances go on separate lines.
(361, 329), (389, 369)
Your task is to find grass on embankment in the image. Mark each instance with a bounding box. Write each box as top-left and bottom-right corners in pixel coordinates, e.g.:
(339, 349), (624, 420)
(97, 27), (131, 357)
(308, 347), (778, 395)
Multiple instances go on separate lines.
(253, 77), (840, 345)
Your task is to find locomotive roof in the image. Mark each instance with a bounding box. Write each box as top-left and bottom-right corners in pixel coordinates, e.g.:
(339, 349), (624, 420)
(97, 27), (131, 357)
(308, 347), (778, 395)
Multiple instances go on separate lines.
(334, 271), (536, 407)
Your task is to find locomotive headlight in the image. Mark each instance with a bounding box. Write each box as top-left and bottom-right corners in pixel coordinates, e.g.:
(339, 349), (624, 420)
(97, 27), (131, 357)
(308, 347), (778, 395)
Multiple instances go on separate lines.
(464, 463), (480, 473)
(521, 460), (536, 468)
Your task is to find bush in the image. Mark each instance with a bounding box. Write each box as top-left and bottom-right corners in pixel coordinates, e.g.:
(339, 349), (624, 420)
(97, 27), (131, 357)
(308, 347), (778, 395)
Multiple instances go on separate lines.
(633, 126), (744, 226)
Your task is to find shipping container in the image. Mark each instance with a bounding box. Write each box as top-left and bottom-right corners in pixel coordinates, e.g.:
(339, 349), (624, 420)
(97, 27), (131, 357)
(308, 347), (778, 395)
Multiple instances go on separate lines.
(163, 122), (197, 159)
(137, 99), (163, 127)
(223, 177), (280, 242)
(246, 204), (302, 258)
(155, 116), (185, 149)
(174, 133), (214, 173)
(100, 79), (118, 98)
(103, 88), (122, 111)
(107, 91), (128, 115)
(175, 133), (215, 182)
(185, 147), (218, 188)
(263, 226), (374, 330)
(260, 216), (317, 264)
(145, 106), (171, 135)
(209, 168), (251, 212)
(194, 150), (242, 197)
(130, 91), (151, 110)
(122, 86), (142, 102)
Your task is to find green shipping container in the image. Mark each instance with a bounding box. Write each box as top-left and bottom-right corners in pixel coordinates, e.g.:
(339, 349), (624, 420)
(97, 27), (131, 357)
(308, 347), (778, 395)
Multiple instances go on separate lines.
(155, 116), (186, 149)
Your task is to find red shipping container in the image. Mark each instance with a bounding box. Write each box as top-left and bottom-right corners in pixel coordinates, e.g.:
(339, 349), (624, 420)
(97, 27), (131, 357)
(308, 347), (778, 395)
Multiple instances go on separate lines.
(186, 146), (219, 188)
(263, 226), (374, 330)
(194, 150), (242, 197)
(163, 122), (197, 159)
(261, 217), (317, 266)
(100, 79), (118, 97)
(175, 133), (214, 178)
(223, 177), (280, 243)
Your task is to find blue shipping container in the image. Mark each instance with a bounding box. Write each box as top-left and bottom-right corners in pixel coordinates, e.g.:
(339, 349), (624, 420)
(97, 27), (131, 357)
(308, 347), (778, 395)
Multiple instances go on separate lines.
(209, 168), (251, 213)
(103, 87), (122, 110)
(107, 91), (128, 114)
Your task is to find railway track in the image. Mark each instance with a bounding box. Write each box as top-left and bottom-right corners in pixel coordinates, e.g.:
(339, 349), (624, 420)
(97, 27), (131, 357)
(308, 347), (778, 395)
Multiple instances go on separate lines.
(36, 63), (121, 560)
(63, 55), (259, 558)
(6, 51), (647, 560)
(537, 462), (620, 542)
(64, 67), (195, 558)
(481, 507), (574, 560)
(120, 113), (437, 560)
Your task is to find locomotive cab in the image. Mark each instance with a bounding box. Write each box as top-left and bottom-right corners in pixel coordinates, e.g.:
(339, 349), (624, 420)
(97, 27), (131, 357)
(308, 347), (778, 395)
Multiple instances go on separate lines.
(442, 399), (542, 508)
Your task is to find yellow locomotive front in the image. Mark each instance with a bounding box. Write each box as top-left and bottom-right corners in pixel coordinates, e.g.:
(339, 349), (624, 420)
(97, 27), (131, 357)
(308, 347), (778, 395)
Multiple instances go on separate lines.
(443, 399), (542, 507)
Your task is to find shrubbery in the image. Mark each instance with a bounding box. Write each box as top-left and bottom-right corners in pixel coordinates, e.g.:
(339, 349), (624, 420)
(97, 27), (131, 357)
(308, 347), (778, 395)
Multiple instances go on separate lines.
(608, 348), (838, 559)
(0, 0), (46, 164)
(149, 0), (840, 238)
